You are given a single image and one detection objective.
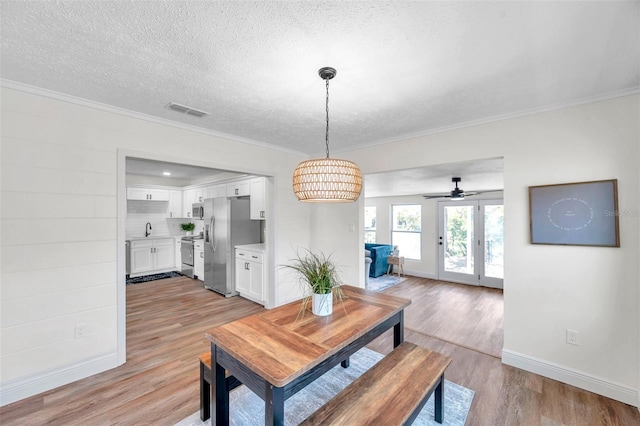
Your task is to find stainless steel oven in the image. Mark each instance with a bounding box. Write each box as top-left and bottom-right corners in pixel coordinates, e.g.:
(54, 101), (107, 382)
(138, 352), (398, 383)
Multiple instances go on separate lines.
(181, 238), (194, 278)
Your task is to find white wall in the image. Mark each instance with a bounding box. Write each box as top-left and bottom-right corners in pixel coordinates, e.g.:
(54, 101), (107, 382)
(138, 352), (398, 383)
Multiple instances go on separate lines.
(344, 95), (640, 405)
(309, 200), (364, 289)
(0, 86), (311, 404)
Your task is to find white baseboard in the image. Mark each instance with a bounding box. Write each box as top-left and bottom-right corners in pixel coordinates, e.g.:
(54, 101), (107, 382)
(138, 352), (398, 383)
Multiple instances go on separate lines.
(403, 269), (437, 279)
(502, 349), (638, 407)
(0, 351), (122, 407)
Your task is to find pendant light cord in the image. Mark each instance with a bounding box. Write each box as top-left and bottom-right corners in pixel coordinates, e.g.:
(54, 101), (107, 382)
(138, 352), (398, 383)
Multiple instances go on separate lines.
(325, 77), (330, 159)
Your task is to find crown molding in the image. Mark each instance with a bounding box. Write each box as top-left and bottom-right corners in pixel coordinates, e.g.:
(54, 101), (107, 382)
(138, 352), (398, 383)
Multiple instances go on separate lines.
(336, 86), (640, 155)
(4, 79), (637, 159)
(0, 79), (306, 157)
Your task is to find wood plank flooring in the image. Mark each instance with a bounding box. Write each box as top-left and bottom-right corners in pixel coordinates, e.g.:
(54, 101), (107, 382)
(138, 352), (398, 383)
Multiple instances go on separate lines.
(385, 277), (504, 357)
(1, 275), (638, 425)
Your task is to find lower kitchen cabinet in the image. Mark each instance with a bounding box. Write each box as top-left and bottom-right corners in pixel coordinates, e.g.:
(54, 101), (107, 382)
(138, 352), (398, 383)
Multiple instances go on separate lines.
(194, 240), (204, 281)
(130, 238), (175, 277)
(235, 247), (264, 304)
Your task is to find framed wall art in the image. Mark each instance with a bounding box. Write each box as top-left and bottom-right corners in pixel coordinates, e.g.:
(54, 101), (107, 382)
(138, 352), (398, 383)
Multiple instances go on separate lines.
(529, 179), (619, 247)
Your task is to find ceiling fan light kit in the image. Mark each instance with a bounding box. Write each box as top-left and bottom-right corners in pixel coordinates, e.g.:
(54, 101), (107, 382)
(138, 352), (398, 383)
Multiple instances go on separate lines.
(293, 67), (362, 203)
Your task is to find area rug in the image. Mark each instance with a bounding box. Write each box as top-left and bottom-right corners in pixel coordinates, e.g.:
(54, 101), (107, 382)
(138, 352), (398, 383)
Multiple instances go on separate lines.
(175, 347), (473, 426)
(126, 271), (183, 285)
(366, 274), (406, 292)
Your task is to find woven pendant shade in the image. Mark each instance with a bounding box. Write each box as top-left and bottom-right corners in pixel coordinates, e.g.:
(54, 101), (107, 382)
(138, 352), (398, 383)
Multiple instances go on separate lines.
(292, 66), (362, 202)
(293, 158), (362, 202)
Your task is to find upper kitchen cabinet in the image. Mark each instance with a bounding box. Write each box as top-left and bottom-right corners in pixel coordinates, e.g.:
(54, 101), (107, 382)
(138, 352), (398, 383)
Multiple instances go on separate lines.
(183, 189), (194, 218)
(207, 184), (226, 199)
(127, 187), (170, 201)
(167, 190), (183, 218)
(250, 177), (266, 220)
(193, 187), (205, 203)
(226, 181), (250, 197)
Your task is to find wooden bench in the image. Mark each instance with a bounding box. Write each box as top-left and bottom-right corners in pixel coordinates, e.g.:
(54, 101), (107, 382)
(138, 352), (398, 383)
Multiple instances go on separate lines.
(199, 352), (242, 421)
(301, 342), (452, 425)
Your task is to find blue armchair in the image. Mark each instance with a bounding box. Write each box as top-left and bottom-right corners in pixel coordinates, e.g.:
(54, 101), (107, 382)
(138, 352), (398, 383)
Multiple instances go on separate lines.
(364, 243), (394, 278)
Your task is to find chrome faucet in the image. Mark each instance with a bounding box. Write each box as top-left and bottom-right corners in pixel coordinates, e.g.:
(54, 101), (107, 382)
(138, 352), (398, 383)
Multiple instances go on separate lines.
(145, 222), (152, 237)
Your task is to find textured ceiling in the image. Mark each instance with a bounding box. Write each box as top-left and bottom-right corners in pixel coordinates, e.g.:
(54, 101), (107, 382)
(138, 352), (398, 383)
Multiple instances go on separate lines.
(125, 157), (245, 183)
(364, 158), (504, 199)
(2, 1), (638, 158)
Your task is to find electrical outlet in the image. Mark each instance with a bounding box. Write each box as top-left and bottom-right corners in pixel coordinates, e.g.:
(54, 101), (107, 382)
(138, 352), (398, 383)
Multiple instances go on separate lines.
(75, 323), (87, 339)
(566, 329), (579, 345)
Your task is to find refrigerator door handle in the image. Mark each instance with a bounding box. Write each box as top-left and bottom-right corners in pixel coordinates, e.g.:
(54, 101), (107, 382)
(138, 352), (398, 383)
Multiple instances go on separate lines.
(210, 216), (216, 251)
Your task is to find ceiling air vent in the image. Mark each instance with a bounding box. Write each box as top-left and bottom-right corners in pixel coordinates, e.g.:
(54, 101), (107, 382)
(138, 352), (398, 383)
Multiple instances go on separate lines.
(165, 102), (209, 118)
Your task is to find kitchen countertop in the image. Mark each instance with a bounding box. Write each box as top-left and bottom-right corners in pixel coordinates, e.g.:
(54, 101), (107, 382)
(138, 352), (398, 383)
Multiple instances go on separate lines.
(126, 235), (180, 241)
(235, 243), (266, 251)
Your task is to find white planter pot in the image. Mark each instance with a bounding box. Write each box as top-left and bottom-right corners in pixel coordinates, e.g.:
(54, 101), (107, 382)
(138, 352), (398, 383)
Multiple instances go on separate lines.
(312, 292), (333, 316)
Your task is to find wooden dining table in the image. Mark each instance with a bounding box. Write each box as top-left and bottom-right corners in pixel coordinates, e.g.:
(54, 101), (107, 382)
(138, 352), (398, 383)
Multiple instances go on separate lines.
(205, 285), (411, 426)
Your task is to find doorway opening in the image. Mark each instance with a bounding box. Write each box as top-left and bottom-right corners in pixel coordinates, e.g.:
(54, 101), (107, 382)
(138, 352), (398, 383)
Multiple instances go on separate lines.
(118, 154), (274, 364)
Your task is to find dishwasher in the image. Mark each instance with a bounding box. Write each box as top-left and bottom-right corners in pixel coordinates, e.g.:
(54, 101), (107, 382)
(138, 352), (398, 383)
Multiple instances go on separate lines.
(181, 238), (195, 278)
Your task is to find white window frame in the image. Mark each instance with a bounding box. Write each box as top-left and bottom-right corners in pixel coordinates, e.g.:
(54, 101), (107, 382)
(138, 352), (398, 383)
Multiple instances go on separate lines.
(391, 203), (422, 261)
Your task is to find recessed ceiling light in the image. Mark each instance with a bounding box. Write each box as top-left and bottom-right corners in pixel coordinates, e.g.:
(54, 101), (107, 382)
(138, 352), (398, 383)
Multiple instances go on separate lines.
(163, 172), (171, 176)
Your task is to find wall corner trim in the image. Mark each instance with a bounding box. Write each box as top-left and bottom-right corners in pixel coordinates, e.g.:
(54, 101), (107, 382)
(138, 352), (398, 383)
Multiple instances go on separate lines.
(502, 349), (638, 407)
(0, 352), (122, 407)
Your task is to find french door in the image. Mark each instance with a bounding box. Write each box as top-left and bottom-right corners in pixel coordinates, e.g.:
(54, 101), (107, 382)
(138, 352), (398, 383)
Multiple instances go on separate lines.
(437, 199), (504, 288)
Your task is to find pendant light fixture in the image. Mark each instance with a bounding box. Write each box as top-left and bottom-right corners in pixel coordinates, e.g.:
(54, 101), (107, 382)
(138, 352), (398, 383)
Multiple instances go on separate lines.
(293, 67), (362, 202)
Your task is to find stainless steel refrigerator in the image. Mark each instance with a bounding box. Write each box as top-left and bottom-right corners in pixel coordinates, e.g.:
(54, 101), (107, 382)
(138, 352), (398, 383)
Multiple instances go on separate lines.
(203, 197), (261, 296)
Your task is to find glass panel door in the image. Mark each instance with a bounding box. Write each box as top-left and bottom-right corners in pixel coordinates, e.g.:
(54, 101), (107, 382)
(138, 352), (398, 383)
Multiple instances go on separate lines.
(438, 200), (504, 288)
(438, 202), (476, 284)
(479, 200), (504, 288)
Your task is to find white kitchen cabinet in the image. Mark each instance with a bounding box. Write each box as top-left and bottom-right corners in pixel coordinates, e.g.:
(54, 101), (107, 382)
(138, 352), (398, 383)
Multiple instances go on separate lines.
(131, 240), (153, 274)
(154, 239), (175, 270)
(207, 184), (226, 199)
(227, 180), (250, 197)
(130, 238), (175, 276)
(205, 185), (216, 199)
(183, 189), (194, 218)
(194, 240), (204, 281)
(250, 177), (266, 220)
(193, 187), (205, 203)
(168, 190), (183, 218)
(127, 187), (170, 201)
(235, 247), (265, 304)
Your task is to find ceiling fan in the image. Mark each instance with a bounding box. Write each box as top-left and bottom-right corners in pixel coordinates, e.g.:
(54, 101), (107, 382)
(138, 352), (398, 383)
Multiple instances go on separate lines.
(422, 177), (487, 200)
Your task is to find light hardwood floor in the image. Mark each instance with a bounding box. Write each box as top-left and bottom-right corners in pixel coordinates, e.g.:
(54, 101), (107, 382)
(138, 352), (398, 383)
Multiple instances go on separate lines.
(1, 275), (638, 425)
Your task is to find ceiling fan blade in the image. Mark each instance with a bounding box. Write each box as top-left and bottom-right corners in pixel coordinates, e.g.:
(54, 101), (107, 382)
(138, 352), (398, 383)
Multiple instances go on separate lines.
(422, 194), (452, 199)
(464, 189), (502, 196)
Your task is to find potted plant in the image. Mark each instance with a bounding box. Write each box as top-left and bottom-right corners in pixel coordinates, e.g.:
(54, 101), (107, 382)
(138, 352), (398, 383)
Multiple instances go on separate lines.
(181, 222), (195, 236)
(283, 249), (343, 316)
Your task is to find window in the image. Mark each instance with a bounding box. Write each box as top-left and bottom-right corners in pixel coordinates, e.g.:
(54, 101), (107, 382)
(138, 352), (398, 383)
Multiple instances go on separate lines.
(364, 206), (377, 243)
(392, 204), (421, 260)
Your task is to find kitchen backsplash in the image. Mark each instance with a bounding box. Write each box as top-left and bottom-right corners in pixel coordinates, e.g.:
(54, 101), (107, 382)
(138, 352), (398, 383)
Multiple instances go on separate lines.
(126, 201), (204, 238)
